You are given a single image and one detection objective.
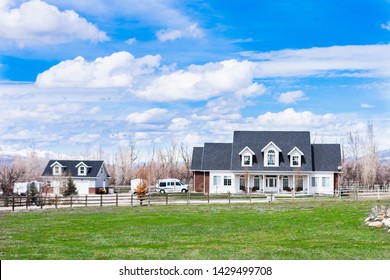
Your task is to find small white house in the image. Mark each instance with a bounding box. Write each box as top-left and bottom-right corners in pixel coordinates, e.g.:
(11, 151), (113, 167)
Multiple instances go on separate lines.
(41, 160), (110, 195)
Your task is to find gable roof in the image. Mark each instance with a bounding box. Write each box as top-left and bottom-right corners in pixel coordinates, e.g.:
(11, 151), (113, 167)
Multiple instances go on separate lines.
(231, 131), (313, 171)
(239, 146), (255, 155)
(191, 147), (204, 170)
(311, 144), (341, 172)
(191, 131), (341, 173)
(201, 143), (232, 170)
(42, 160), (108, 178)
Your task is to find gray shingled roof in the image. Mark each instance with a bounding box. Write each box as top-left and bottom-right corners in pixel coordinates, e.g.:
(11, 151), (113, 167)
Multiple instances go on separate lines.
(191, 131), (341, 172)
(231, 131), (313, 171)
(42, 160), (108, 178)
(311, 144), (342, 171)
(191, 147), (204, 170)
(201, 143), (232, 170)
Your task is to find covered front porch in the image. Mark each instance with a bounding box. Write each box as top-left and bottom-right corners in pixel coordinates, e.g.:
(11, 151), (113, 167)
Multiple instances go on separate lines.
(235, 173), (311, 195)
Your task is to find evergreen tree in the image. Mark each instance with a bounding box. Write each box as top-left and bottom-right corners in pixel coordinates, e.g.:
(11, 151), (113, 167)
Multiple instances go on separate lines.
(27, 181), (38, 205)
(63, 175), (78, 196)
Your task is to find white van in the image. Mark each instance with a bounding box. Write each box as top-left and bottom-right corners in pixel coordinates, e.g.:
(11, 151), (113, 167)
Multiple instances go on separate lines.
(156, 179), (189, 193)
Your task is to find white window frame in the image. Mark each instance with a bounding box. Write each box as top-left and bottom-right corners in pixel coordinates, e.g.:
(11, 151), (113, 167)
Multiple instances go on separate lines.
(79, 166), (86, 176)
(76, 162), (90, 176)
(322, 177), (330, 188)
(53, 166), (61, 175)
(213, 176), (221, 186)
(311, 177), (319, 187)
(239, 146), (255, 167)
(261, 142), (282, 167)
(223, 176), (232, 186)
(292, 155), (300, 166)
(267, 150), (276, 166)
(288, 147), (304, 168)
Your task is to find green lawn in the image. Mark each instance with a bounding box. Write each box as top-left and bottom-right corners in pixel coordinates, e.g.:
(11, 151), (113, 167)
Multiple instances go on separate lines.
(0, 200), (389, 260)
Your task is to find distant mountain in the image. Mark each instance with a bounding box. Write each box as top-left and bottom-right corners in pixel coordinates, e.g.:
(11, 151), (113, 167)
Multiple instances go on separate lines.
(379, 149), (390, 164)
(0, 155), (14, 166)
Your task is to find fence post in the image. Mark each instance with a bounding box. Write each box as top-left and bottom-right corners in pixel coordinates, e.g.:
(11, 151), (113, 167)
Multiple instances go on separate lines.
(55, 195), (58, 209)
(207, 192), (210, 204)
(228, 192), (231, 204)
(131, 193), (133, 207)
(100, 194), (103, 207)
(148, 192), (151, 206)
(85, 195), (88, 207)
(70, 195), (73, 208)
(165, 193), (168, 205)
(12, 195), (15, 211)
(40, 196), (43, 209)
(26, 195), (29, 210)
(116, 193), (119, 207)
(187, 191), (190, 205)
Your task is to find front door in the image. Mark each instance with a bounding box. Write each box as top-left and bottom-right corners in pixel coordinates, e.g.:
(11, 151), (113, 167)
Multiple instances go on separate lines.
(266, 176), (277, 191)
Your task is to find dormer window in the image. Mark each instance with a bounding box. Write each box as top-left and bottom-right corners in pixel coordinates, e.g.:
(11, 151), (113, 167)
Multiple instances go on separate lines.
(288, 147), (304, 168)
(76, 162), (90, 176)
(50, 161), (65, 176)
(292, 156), (300, 166)
(239, 146), (255, 167)
(261, 141), (282, 167)
(243, 156), (251, 165)
(79, 166), (86, 175)
(267, 150), (276, 166)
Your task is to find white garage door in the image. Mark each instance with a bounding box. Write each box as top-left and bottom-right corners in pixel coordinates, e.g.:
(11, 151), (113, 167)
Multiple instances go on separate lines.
(76, 180), (90, 195)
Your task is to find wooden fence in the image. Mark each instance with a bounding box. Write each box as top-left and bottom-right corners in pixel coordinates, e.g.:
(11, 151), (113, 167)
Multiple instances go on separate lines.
(1, 188), (389, 211)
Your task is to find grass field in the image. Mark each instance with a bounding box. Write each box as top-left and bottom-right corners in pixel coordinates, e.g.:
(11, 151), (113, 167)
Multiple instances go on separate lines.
(0, 200), (389, 260)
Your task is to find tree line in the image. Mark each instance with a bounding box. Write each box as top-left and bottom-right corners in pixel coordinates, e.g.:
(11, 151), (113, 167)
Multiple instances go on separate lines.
(340, 123), (390, 189)
(1, 125), (390, 200)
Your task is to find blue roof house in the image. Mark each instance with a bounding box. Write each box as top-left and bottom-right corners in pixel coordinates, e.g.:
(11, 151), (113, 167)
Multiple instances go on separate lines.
(42, 160), (110, 195)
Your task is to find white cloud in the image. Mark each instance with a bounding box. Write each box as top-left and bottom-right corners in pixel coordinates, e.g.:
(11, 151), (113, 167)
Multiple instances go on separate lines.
(381, 21), (390, 31)
(37, 53), (263, 102)
(0, 0), (108, 47)
(156, 23), (204, 42)
(241, 44), (390, 78)
(36, 51), (161, 88)
(127, 108), (171, 124)
(361, 103), (376, 109)
(277, 90), (308, 104)
(254, 108), (336, 128)
(69, 132), (100, 144)
(135, 59), (259, 101)
(168, 118), (191, 131)
(126, 37), (137, 45)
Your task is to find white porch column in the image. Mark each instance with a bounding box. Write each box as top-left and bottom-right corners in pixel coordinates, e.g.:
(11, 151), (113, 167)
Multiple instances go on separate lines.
(307, 175), (310, 195)
(262, 174), (265, 193)
(292, 174), (295, 191)
(277, 175), (280, 194)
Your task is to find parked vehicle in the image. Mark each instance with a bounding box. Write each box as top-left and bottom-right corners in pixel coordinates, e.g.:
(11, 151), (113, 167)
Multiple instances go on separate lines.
(156, 179), (188, 193)
(13, 181), (40, 196)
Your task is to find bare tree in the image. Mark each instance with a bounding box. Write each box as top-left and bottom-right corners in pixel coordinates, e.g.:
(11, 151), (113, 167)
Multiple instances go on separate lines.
(360, 123), (379, 189)
(112, 137), (138, 186)
(0, 165), (25, 206)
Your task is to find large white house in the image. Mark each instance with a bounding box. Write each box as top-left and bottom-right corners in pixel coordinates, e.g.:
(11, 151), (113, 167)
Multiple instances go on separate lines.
(191, 131), (342, 195)
(42, 160), (110, 195)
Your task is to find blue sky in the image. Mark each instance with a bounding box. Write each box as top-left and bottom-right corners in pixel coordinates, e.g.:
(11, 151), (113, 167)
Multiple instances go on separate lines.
(0, 0), (389, 160)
